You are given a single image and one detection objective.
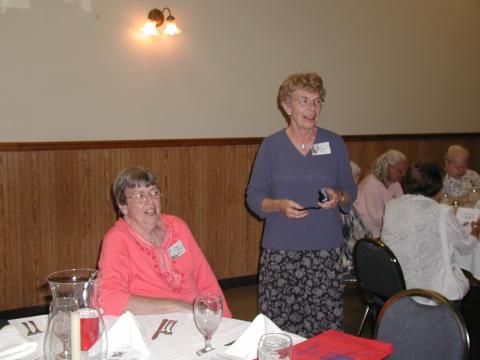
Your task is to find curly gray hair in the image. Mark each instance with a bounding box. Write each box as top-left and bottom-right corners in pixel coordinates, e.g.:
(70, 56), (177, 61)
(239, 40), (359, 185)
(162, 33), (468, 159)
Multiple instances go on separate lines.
(371, 149), (407, 185)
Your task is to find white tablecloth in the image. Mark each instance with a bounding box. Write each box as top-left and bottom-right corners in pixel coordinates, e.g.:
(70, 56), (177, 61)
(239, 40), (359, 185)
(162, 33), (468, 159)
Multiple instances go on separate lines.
(8, 312), (303, 360)
(457, 245), (480, 280)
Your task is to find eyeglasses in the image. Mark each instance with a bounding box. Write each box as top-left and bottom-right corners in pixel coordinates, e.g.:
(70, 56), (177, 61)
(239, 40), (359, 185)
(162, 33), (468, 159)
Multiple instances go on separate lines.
(126, 189), (163, 203)
(292, 96), (324, 107)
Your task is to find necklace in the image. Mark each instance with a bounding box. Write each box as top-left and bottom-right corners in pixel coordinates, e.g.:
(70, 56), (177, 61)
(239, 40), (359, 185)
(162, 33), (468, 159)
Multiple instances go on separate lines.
(287, 127), (316, 151)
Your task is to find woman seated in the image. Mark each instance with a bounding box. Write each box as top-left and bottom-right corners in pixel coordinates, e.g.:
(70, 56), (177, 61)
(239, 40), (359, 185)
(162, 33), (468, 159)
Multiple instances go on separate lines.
(381, 161), (480, 359)
(98, 166), (231, 317)
(381, 161), (480, 300)
(354, 149), (407, 238)
(442, 144), (480, 201)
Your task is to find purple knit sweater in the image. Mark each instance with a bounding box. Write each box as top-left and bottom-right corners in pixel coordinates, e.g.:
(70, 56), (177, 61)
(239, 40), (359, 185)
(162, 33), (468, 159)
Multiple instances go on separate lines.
(247, 127), (357, 250)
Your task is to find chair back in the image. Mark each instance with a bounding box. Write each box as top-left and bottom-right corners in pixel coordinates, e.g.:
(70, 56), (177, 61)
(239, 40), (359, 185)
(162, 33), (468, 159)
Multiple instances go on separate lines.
(374, 288), (469, 360)
(353, 238), (406, 306)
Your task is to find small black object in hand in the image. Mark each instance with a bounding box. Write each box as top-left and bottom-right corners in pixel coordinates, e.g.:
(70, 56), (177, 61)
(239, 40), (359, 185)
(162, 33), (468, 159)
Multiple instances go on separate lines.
(318, 188), (329, 203)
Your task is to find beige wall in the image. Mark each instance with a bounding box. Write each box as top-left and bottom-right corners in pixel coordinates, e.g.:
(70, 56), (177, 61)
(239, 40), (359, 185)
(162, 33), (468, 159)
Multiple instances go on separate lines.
(0, 0), (479, 141)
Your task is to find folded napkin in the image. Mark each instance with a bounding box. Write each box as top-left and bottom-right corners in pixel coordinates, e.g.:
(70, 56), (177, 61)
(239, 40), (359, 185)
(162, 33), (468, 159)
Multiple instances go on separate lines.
(225, 314), (283, 359)
(0, 324), (38, 360)
(106, 311), (150, 357)
(292, 329), (393, 360)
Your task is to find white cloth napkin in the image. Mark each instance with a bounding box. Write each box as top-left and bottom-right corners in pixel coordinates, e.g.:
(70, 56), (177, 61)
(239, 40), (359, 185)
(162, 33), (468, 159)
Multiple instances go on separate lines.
(106, 311), (150, 357)
(225, 314), (283, 360)
(0, 324), (38, 360)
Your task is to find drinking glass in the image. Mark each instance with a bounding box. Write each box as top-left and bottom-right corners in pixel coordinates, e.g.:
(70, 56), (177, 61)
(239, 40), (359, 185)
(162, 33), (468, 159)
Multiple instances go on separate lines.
(51, 297), (79, 360)
(257, 333), (293, 360)
(439, 192), (450, 205)
(469, 188), (480, 205)
(193, 293), (223, 355)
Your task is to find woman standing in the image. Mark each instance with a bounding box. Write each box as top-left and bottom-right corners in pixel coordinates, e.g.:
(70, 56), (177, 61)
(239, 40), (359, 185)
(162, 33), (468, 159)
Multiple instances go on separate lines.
(246, 72), (357, 338)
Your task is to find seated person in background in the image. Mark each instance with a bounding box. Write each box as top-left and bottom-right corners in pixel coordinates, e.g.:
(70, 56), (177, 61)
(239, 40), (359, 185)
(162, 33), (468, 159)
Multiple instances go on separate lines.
(354, 149), (407, 238)
(98, 166), (231, 317)
(341, 161), (371, 271)
(382, 162), (479, 301)
(381, 161), (480, 359)
(442, 144), (480, 200)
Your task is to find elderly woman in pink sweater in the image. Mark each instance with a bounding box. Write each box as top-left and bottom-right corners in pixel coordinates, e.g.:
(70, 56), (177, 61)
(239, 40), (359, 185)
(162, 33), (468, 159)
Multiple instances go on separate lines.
(98, 166), (231, 317)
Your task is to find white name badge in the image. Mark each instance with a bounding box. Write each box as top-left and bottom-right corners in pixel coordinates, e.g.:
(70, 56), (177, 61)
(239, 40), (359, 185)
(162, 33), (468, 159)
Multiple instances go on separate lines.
(168, 240), (186, 259)
(311, 142), (331, 155)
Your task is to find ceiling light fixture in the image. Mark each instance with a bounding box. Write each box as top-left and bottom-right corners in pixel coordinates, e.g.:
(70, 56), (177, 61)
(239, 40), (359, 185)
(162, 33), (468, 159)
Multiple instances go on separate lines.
(141, 7), (181, 36)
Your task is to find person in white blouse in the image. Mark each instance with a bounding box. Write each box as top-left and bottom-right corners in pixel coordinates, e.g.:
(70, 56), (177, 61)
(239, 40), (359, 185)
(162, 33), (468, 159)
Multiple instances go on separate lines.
(381, 161), (480, 359)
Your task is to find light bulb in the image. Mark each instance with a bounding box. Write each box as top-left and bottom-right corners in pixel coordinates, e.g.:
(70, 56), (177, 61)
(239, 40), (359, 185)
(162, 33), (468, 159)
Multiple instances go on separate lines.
(141, 21), (159, 36)
(164, 20), (181, 36)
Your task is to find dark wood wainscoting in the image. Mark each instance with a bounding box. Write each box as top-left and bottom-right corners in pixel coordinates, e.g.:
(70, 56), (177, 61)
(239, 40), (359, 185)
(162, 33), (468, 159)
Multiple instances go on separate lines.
(0, 133), (479, 311)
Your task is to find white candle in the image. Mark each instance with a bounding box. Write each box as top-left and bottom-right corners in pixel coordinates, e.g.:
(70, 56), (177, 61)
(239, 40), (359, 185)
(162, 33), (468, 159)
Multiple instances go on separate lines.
(71, 311), (81, 360)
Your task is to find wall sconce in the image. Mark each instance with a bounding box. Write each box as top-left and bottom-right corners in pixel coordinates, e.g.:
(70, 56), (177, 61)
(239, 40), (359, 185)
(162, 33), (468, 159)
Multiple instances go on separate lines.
(141, 7), (182, 36)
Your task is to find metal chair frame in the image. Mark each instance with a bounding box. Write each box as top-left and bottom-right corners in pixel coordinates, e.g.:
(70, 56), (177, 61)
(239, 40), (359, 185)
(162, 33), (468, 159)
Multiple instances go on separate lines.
(374, 288), (470, 360)
(352, 237), (406, 336)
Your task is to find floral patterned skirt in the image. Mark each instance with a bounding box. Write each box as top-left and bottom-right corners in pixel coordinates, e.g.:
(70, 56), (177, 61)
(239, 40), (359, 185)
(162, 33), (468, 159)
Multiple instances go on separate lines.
(258, 247), (344, 338)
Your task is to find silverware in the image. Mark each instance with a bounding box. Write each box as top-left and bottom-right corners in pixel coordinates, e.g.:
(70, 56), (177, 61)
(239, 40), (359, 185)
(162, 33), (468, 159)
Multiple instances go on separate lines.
(161, 320), (177, 335)
(151, 318), (168, 340)
(21, 322), (34, 336)
(29, 320), (43, 334)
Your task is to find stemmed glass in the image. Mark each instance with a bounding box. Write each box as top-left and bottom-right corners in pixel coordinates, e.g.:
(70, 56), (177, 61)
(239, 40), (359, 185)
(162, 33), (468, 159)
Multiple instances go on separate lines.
(193, 293), (223, 355)
(51, 297), (79, 360)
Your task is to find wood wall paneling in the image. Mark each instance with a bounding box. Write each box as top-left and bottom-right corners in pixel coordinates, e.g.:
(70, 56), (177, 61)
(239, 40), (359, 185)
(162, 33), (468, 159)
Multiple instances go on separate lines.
(0, 134), (479, 310)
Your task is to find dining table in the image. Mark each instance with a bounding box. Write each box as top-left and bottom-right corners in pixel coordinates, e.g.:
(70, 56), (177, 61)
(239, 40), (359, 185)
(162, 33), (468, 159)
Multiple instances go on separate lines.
(449, 201), (480, 280)
(8, 312), (302, 360)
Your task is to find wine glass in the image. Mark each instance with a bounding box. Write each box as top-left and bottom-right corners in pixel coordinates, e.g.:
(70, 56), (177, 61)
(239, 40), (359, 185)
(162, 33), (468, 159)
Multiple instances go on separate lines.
(257, 333), (293, 360)
(52, 297), (79, 360)
(193, 293), (223, 355)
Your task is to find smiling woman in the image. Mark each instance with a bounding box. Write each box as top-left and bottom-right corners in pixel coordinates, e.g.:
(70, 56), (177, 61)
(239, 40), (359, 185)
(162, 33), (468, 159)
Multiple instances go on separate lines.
(97, 166), (232, 318)
(246, 72), (357, 338)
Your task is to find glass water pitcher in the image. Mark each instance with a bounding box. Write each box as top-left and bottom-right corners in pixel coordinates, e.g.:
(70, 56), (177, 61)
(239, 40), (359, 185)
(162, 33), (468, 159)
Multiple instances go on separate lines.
(43, 269), (107, 360)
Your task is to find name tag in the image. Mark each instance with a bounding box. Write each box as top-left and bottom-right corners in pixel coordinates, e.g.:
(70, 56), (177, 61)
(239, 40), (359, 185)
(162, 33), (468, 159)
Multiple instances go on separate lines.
(311, 142), (331, 155)
(168, 240), (186, 259)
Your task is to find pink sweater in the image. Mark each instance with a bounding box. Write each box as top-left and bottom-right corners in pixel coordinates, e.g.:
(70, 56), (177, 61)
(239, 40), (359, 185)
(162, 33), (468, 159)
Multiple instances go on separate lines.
(98, 215), (231, 317)
(354, 174), (403, 238)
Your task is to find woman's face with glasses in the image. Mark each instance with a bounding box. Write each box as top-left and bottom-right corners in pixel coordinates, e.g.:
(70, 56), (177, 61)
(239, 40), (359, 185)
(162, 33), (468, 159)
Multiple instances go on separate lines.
(282, 88), (323, 130)
(120, 185), (162, 232)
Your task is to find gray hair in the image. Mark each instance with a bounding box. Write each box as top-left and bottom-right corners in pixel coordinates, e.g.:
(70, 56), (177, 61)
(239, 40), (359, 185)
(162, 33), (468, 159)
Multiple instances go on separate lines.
(444, 144), (469, 162)
(371, 149), (407, 185)
(112, 166), (159, 214)
(350, 161), (361, 178)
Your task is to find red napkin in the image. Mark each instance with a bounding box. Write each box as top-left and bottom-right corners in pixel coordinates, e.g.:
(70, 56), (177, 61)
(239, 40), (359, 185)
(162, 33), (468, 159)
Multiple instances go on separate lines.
(292, 329), (393, 360)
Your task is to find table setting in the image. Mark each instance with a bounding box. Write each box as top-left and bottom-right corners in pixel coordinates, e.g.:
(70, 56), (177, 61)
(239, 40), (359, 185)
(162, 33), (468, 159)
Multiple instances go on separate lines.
(437, 189), (480, 279)
(4, 310), (394, 360)
(3, 311), (297, 360)
(1, 268), (393, 359)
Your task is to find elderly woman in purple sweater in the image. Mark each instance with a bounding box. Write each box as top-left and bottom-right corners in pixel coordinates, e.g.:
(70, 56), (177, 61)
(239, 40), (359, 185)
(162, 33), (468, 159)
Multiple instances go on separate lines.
(246, 72), (357, 338)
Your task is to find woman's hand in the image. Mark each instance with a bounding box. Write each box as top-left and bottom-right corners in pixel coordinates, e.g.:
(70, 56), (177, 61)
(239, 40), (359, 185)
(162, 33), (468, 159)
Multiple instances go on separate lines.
(318, 188), (342, 209)
(260, 198), (308, 219)
(278, 199), (309, 219)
